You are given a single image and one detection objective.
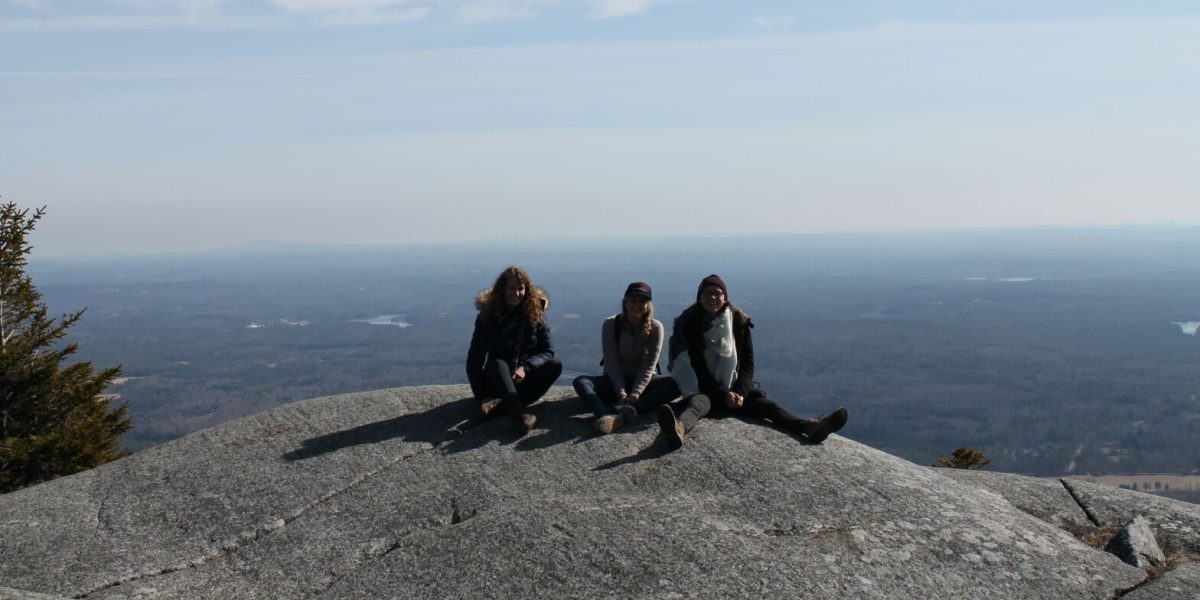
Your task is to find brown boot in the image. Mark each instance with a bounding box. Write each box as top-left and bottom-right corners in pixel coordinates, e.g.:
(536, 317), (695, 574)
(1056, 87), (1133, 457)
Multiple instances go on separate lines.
(657, 404), (685, 449)
(479, 398), (502, 419)
(595, 408), (631, 435)
(512, 412), (537, 435)
(804, 407), (848, 443)
(594, 415), (616, 434)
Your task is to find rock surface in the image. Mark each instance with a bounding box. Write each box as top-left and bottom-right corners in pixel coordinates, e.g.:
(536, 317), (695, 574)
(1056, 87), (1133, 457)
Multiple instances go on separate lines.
(0, 588), (69, 600)
(1063, 478), (1200, 560)
(1124, 562), (1200, 600)
(930, 468), (1092, 530)
(1, 385), (1196, 599)
(1106, 516), (1166, 569)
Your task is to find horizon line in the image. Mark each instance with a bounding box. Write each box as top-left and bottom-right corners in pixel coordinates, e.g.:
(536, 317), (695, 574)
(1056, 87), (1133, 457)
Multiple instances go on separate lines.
(30, 221), (1200, 263)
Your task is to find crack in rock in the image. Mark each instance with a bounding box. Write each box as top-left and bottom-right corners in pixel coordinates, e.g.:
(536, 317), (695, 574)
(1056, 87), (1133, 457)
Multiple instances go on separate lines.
(379, 540), (404, 558)
(1055, 480), (1190, 599)
(450, 498), (477, 525)
(1109, 575), (1152, 599)
(308, 495), (480, 600)
(75, 436), (457, 599)
(306, 533), (413, 598)
(1061, 479), (1103, 527)
(74, 488), (114, 589)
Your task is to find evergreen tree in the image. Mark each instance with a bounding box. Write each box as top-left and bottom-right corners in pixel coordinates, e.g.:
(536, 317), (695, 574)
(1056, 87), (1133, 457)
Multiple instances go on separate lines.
(933, 445), (990, 470)
(0, 201), (131, 493)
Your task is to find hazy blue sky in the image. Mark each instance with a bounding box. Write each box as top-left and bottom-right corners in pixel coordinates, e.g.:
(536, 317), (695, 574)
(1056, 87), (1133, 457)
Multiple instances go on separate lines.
(2, 1), (1198, 257)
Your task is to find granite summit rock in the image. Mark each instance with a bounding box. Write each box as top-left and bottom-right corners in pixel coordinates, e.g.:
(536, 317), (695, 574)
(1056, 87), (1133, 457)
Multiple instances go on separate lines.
(1, 385), (1198, 599)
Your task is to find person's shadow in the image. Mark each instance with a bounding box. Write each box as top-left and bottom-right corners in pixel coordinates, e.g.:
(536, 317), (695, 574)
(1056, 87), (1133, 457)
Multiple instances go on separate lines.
(282, 394), (615, 461)
(281, 393), (712, 463)
(591, 442), (671, 471)
(282, 397), (489, 461)
(510, 400), (594, 452)
(589, 410), (826, 470)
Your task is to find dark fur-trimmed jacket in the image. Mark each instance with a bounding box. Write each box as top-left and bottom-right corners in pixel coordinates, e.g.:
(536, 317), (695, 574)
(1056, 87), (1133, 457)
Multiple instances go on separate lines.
(669, 302), (755, 400)
(465, 307), (555, 400)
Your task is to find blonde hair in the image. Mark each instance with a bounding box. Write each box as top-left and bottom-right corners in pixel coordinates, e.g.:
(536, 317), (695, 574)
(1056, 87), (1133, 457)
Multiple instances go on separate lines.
(621, 296), (655, 359)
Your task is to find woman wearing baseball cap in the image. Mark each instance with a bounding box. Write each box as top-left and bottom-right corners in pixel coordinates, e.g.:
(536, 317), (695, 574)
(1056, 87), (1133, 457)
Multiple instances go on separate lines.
(572, 282), (681, 434)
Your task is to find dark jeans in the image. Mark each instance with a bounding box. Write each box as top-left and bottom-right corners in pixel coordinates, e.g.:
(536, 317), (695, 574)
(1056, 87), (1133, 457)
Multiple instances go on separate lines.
(485, 358), (563, 416)
(572, 374), (680, 418)
(674, 389), (805, 432)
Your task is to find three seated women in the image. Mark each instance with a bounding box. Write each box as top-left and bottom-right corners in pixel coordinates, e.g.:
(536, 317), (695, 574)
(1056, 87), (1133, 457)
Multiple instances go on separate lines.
(466, 267), (848, 445)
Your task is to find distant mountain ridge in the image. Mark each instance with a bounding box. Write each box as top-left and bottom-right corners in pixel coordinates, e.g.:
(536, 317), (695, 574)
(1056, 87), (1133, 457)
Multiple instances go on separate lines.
(2, 385), (1199, 598)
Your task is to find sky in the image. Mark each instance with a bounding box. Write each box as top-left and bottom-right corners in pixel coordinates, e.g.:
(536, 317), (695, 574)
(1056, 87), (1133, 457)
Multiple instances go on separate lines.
(2, 1), (1198, 257)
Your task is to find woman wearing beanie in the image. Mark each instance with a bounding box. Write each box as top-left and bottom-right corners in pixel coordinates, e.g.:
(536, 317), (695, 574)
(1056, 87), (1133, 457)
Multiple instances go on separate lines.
(572, 282), (681, 434)
(466, 266), (563, 435)
(658, 274), (848, 449)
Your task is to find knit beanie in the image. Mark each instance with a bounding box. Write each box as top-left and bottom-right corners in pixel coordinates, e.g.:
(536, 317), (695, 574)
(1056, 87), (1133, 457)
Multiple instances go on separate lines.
(696, 274), (728, 302)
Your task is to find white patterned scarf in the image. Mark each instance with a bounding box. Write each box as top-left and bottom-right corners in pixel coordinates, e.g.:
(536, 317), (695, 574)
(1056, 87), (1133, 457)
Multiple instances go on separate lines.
(670, 307), (738, 397)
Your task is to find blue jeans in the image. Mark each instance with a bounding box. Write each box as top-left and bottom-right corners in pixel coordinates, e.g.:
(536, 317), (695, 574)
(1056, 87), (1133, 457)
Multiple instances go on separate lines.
(573, 374), (680, 418)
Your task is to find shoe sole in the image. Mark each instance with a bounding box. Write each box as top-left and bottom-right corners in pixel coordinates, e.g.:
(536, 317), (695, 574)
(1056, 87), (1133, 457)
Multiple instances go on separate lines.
(657, 405), (683, 449)
(594, 416), (615, 435)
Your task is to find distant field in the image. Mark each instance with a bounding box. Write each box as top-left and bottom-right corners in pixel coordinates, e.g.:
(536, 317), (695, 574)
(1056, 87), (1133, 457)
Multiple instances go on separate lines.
(1068, 474), (1200, 492)
(1067, 474), (1200, 505)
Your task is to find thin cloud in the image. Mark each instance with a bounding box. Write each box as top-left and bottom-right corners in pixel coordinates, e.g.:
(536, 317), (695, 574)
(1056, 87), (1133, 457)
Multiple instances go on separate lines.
(9, 0), (52, 12)
(751, 15), (793, 31)
(0, 0), (665, 29)
(0, 68), (313, 79)
(110, 0), (225, 13)
(589, 0), (649, 19)
(309, 6), (429, 26)
(269, 0), (409, 13)
(453, 0), (555, 23)
(0, 13), (286, 32)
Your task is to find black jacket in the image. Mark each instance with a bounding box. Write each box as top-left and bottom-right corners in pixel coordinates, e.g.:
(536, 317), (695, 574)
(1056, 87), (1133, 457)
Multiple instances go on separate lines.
(672, 302), (755, 400)
(465, 309), (555, 400)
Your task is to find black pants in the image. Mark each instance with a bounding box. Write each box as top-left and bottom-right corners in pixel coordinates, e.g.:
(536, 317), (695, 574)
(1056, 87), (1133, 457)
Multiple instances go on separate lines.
(485, 358), (563, 415)
(676, 389), (805, 432)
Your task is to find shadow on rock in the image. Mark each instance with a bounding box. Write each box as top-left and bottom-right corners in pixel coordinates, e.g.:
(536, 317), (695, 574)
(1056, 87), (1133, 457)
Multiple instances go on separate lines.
(732, 415), (823, 445)
(509, 398), (592, 452)
(283, 397), (484, 461)
(592, 441), (671, 471)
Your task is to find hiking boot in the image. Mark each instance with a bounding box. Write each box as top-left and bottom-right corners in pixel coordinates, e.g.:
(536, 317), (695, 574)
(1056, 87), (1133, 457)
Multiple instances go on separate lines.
(512, 412), (537, 435)
(594, 414), (617, 434)
(804, 407), (848, 444)
(657, 404), (685, 449)
(479, 398), (502, 419)
(595, 408), (632, 435)
(617, 404), (638, 424)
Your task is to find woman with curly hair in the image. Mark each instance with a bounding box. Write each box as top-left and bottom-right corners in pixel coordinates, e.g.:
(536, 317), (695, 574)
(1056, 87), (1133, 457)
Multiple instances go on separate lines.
(572, 282), (680, 434)
(466, 266), (562, 435)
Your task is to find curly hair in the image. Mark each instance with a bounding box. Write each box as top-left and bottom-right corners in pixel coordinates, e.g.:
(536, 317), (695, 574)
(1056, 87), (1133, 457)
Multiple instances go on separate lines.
(474, 266), (548, 326)
(620, 297), (656, 359)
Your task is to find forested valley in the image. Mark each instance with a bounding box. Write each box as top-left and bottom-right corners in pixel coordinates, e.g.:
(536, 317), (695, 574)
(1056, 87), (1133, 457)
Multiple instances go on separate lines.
(33, 228), (1200, 482)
